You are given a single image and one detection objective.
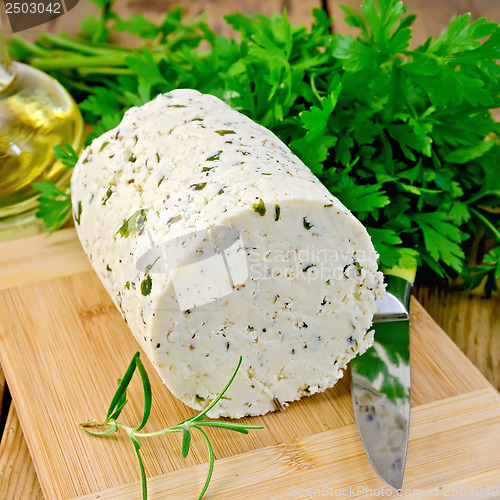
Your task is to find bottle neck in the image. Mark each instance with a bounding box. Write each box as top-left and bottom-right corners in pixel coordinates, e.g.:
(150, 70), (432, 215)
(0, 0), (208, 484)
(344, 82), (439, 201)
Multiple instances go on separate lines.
(0, 18), (14, 90)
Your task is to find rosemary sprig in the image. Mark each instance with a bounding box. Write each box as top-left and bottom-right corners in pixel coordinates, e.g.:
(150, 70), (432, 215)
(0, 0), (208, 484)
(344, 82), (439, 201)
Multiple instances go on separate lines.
(79, 353), (263, 499)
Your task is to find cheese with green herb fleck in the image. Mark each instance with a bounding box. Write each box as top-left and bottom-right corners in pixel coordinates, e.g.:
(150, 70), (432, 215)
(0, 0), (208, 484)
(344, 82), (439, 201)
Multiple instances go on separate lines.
(71, 89), (384, 418)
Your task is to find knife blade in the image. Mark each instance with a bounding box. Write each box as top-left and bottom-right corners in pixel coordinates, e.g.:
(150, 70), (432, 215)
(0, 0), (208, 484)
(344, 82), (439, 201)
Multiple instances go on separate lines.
(350, 270), (415, 490)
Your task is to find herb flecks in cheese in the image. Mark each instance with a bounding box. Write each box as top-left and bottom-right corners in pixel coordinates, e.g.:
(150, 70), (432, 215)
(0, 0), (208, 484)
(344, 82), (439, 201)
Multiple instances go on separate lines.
(74, 201), (82, 225)
(215, 130), (236, 136)
(141, 275), (152, 296)
(190, 182), (207, 191)
(102, 188), (113, 205)
(206, 151), (222, 161)
(252, 199), (266, 216)
(116, 209), (148, 238)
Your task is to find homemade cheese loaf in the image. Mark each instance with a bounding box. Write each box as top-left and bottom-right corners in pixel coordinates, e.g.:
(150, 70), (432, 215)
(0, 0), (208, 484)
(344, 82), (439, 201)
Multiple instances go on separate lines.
(71, 89), (384, 418)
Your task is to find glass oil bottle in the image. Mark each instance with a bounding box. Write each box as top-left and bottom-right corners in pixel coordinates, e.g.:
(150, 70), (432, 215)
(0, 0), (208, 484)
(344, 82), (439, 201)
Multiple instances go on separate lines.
(0, 23), (83, 241)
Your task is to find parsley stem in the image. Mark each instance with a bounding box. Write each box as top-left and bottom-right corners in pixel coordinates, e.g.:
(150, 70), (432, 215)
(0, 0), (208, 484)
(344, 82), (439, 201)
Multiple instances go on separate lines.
(10, 35), (51, 57)
(31, 54), (128, 70)
(467, 191), (498, 205)
(78, 67), (135, 76)
(310, 74), (322, 103)
(469, 207), (500, 241)
(56, 78), (96, 94)
(90, 41), (136, 53)
(39, 33), (124, 57)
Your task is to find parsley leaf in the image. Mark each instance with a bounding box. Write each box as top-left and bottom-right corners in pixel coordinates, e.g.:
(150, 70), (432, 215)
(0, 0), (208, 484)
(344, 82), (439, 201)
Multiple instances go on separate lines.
(32, 180), (72, 233)
(413, 212), (469, 273)
(53, 143), (79, 169)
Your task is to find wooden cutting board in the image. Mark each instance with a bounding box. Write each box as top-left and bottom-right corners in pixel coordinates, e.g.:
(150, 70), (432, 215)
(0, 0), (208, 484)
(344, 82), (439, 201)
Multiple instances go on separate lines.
(0, 229), (499, 499)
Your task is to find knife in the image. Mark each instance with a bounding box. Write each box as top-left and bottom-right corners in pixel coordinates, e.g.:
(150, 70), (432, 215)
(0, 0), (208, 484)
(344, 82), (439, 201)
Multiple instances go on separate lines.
(350, 267), (416, 490)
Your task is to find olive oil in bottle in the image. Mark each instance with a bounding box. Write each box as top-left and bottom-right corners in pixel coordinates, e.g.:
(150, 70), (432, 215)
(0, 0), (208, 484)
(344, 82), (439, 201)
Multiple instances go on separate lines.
(0, 26), (83, 240)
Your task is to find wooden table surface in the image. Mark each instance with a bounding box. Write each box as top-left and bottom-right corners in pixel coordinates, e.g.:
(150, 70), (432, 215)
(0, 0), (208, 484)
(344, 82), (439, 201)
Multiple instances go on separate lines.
(0, 1), (499, 498)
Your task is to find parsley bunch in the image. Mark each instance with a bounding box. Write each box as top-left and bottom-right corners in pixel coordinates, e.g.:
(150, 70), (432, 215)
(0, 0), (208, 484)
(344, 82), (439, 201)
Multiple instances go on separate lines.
(10, 0), (499, 294)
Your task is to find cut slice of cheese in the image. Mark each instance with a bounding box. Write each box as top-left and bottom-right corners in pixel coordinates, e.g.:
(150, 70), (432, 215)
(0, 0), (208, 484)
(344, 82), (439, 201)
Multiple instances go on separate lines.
(71, 89), (384, 418)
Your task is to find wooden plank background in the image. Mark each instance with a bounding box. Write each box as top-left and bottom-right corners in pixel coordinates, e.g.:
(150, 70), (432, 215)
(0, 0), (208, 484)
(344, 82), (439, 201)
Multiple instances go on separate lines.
(0, 1), (498, 498)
